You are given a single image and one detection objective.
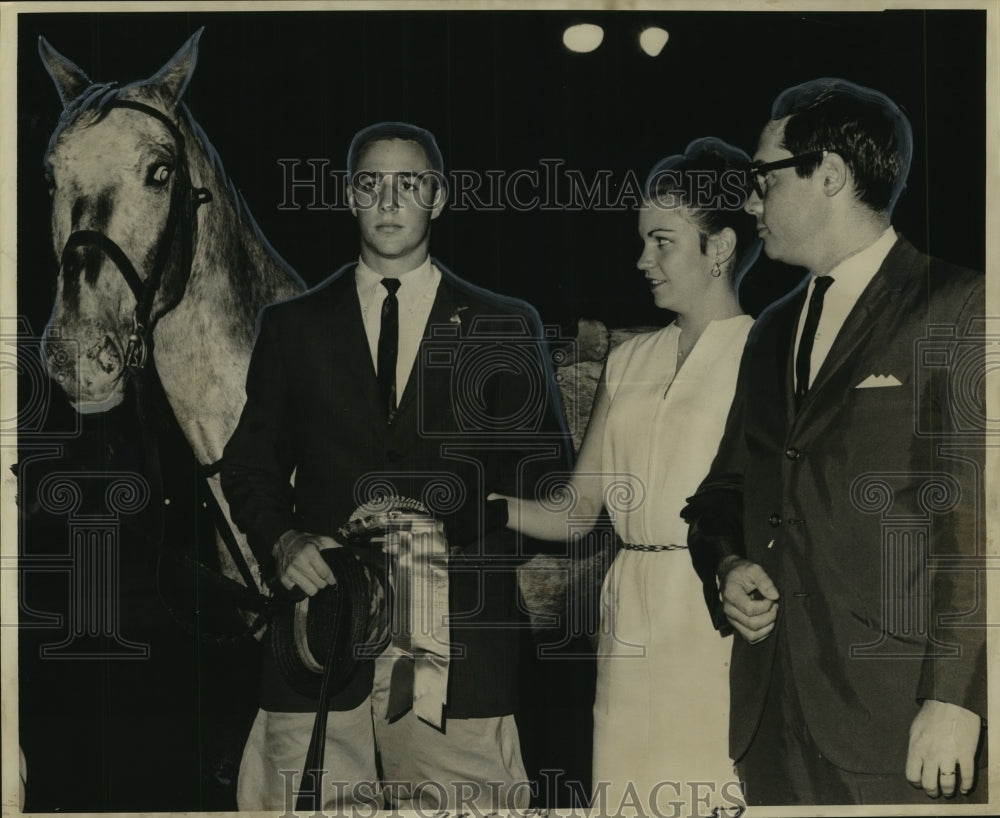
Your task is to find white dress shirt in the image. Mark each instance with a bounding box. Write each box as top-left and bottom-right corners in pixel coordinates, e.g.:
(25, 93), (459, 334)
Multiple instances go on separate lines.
(794, 227), (897, 390)
(356, 256), (441, 398)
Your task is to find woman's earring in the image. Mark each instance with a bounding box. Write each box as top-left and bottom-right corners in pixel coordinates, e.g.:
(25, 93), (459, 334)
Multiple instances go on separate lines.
(711, 260), (723, 278)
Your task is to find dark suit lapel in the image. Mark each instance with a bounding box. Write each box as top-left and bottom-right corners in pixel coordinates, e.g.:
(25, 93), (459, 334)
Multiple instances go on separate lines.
(759, 277), (808, 422)
(394, 275), (462, 420)
(796, 237), (911, 415)
(779, 284), (808, 421)
(323, 266), (383, 418)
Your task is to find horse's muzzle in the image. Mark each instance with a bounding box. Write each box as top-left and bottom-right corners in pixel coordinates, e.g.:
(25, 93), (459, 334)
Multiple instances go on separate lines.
(42, 328), (127, 413)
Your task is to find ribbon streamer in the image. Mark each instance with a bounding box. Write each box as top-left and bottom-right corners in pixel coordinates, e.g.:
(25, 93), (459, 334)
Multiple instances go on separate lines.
(383, 513), (451, 728)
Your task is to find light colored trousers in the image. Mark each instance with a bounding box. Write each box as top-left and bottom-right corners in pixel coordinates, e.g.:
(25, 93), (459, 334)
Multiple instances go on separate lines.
(236, 653), (529, 813)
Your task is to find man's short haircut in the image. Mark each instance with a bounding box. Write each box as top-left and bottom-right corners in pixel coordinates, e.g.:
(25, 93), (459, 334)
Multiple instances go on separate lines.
(772, 78), (913, 215)
(346, 121), (445, 180)
(644, 136), (762, 287)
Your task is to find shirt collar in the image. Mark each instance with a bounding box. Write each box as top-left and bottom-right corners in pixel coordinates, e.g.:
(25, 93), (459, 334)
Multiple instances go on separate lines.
(355, 256), (435, 293)
(818, 227), (897, 297)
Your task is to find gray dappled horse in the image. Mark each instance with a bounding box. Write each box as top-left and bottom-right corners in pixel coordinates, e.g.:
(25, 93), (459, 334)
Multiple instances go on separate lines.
(39, 30), (303, 596)
(38, 30), (612, 632)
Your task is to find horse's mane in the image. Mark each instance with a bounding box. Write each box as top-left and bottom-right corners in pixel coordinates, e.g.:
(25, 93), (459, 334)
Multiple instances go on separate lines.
(175, 101), (305, 290)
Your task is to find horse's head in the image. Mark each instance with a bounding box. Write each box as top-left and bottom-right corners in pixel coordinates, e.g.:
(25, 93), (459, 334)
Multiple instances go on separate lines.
(40, 30), (208, 412)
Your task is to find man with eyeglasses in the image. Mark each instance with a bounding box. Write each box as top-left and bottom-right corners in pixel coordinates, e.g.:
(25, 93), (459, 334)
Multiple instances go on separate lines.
(221, 122), (571, 812)
(683, 79), (986, 805)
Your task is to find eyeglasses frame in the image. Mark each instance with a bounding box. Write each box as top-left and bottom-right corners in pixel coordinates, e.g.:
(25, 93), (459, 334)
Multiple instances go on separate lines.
(746, 149), (849, 200)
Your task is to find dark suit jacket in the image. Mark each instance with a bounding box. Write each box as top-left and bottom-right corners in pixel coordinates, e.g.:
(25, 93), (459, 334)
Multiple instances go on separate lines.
(684, 237), (986, 773)
(221, 259), (571, 717)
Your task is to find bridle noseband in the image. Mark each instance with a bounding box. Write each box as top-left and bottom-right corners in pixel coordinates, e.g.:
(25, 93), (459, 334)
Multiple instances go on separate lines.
(58, 99), (213, 377)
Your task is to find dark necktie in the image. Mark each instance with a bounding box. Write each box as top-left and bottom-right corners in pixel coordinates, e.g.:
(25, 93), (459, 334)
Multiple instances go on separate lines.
(795, 275), (834, 408)
(377, 277), (402, 422)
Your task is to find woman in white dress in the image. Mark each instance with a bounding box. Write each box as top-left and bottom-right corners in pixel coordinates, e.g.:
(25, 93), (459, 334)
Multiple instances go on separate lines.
(492, 138), (761, 816)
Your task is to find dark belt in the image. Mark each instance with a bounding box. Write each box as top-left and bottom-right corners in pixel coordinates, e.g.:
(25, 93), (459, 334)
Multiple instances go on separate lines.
(621, 542), (687, 552)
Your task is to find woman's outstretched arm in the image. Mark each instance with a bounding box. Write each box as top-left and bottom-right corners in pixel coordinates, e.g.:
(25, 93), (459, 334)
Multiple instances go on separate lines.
(490, 370), (611, 541)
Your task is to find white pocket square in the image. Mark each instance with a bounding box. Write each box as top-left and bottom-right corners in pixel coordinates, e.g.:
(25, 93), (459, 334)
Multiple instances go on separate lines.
(855, 373), (902, 389)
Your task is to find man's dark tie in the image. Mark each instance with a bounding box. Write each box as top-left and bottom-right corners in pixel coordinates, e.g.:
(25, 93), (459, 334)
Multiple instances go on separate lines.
(795, 275), (835, 408)
(377, 277), (402, 422)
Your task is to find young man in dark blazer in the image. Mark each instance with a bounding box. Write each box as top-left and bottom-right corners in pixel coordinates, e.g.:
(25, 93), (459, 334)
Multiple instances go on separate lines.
(683, 80), (987, 805)
(221, 122), (570, 812)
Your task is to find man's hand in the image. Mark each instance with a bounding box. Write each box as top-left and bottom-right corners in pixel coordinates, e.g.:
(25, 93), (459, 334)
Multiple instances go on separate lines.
(273, 530), (341, 596)
(719, 556), (780, 644)
(905, 699), (982, 798)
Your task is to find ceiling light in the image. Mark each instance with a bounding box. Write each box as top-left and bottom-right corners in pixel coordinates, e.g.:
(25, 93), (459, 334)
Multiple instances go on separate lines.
(640, 27), (669, 57)
(563, 24), (605, 54)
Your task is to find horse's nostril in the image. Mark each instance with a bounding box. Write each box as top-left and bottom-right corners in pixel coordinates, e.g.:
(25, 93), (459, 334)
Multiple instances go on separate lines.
(96, 336), (122, 374)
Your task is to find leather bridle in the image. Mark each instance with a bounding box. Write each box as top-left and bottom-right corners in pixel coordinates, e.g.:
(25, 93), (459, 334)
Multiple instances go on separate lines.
(52, 100), (271, 636)
(57, 99), (213, 376)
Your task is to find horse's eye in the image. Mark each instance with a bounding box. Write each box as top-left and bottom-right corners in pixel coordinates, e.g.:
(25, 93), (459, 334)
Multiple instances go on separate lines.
(148, 163), (172, 186)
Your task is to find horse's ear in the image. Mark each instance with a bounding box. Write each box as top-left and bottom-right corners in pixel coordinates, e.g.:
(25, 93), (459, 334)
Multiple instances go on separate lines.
(145, 27), (204, 108)
(38, 37), (92, 108)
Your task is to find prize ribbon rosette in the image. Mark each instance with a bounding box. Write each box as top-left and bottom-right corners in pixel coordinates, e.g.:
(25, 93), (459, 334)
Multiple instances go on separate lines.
(272, 496), (451, 728)
(339, 496), (452, 728)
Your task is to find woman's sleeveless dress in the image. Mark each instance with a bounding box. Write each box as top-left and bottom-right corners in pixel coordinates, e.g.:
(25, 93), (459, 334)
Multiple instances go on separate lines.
(592, 315), (753, 815)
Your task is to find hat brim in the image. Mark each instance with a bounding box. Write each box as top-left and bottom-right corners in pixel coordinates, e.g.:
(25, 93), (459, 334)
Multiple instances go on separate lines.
(270, 548), (386, 699)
